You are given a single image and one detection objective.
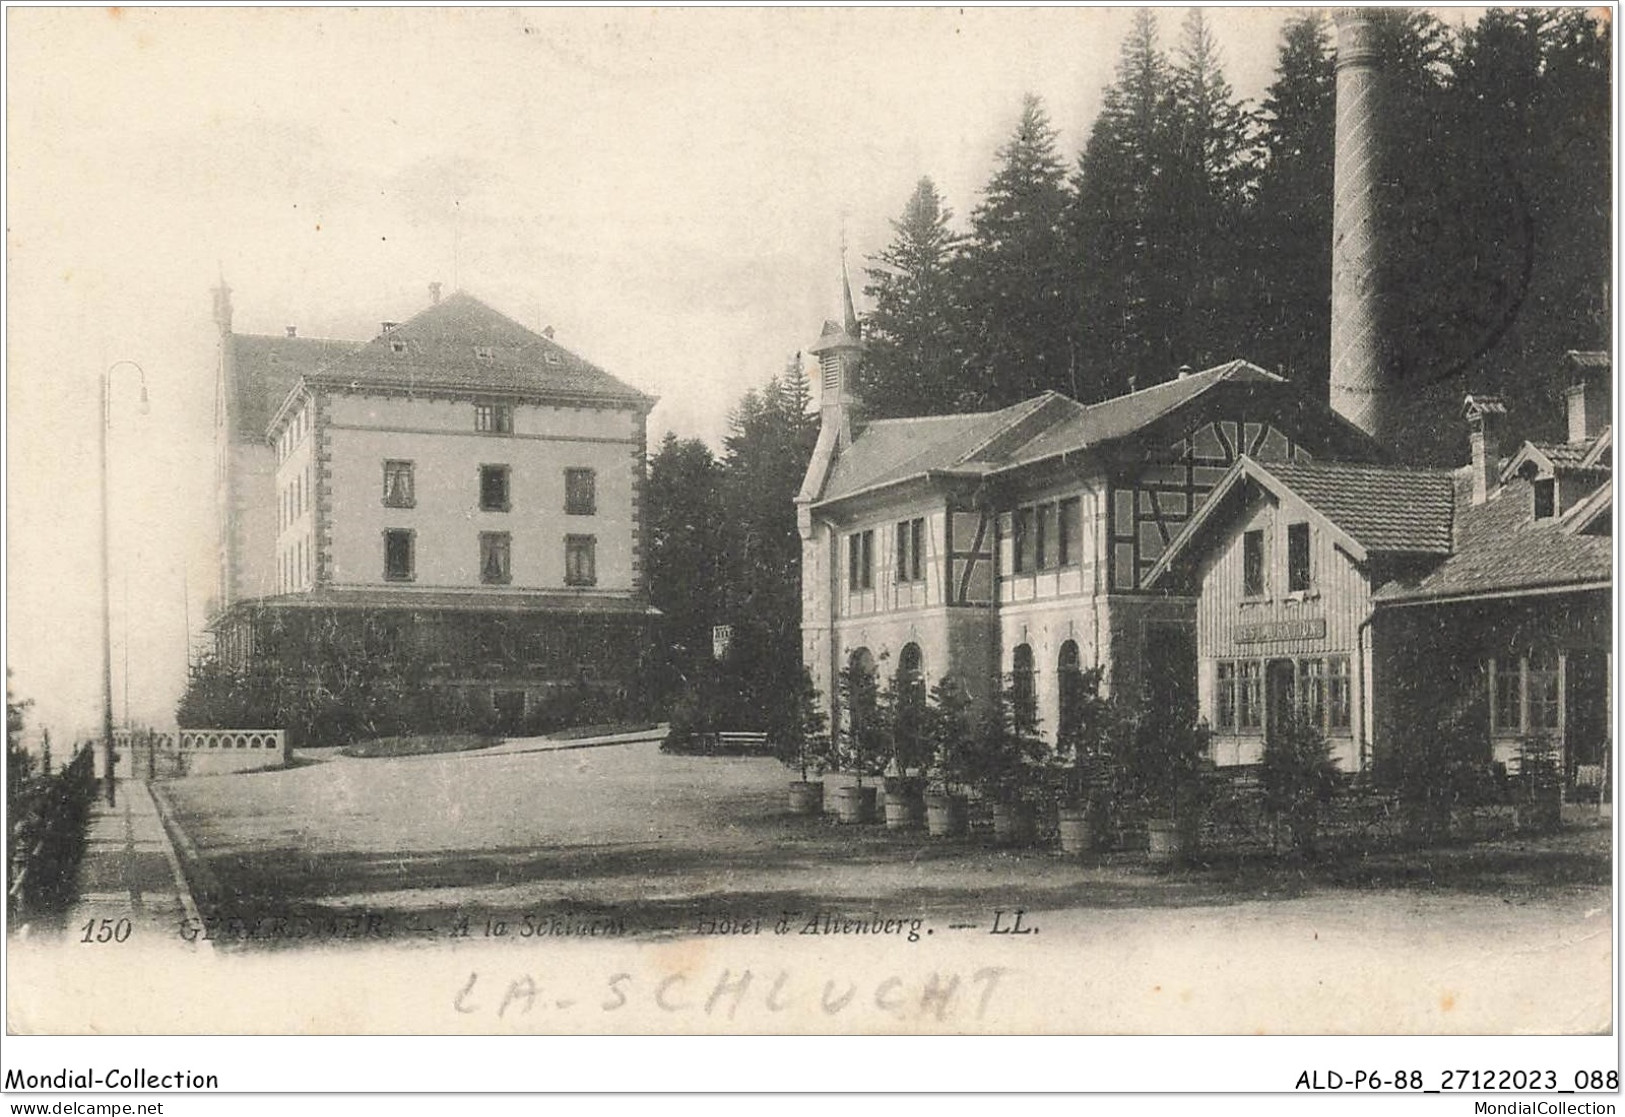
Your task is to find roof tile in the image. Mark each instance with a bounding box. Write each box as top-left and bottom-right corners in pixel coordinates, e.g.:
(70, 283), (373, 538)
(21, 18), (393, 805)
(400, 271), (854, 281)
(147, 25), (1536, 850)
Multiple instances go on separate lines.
(1374, 471), (1612, 602)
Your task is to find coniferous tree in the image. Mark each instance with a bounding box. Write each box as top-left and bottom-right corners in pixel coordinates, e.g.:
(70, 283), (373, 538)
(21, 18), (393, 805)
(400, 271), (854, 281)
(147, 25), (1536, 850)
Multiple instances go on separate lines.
(1163, 9), (1258, 368)
(1441, 7), (1611, 446)
(859, 177), (968, 417)
(717, 358), (820, 710)
(960, 94), (1078, 407)
(1246, 11), (1337, 387)
(644, 432), (725, 692)
(1072, 10), (1174, 398)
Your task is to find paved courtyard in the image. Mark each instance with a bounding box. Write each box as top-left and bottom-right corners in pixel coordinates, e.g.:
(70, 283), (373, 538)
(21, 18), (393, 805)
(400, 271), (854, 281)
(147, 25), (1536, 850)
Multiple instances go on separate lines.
(161, 741), (1604, 918)
(8, 739), (1606, 1033)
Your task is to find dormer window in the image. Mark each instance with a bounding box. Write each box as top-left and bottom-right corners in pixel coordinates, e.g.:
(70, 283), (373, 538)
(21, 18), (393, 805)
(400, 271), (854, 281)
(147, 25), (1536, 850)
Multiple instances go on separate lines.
(391, 339), (407, 354)
(1533, 478), (1556, 520)
(474, 345), (496, 363)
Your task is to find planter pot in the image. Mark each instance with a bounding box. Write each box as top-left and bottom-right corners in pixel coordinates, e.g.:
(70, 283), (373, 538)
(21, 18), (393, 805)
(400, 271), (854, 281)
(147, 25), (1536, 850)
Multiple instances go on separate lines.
(991, 800), (1037, 847)
(821, 771), (859, 816)
(1056, 806), (1093, 855)
(787, 781), (824, 816)
(883, 790), (924, 831)
(834, 784), (878, 825)
(924, 792), (969, 838)
(1145, 816), (1186, 866)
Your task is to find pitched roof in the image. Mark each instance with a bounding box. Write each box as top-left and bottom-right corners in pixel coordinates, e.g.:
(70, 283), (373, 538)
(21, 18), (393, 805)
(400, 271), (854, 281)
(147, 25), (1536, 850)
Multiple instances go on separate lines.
(1373, 470), (1612, 604)
(302, 292), (650, 407)
(1500, 438), (1608, 481)
(1259, 460), (1457, 555)
(810, 360), (1310, 507)
(230, 333), (357, 439)
(814, 394), (1075, 505)
(1004, 360), (1286, 467)
(1144, 456), (1456, 589)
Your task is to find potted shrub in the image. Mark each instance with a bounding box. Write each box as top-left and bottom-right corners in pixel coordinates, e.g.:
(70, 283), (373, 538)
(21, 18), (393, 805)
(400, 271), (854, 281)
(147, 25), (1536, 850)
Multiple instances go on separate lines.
(833, 659), (888, 823)
(881, 672), (931, 830)
(769, 670), (830, 815)
(1117, 701), (1212, 866)
(1259, 711), (1341, 858)
(1515, 732), (1563, 834)
(1052, 666), (1111, 855)
(923, 677), (975, 837)
(970, 678), (1049, 847)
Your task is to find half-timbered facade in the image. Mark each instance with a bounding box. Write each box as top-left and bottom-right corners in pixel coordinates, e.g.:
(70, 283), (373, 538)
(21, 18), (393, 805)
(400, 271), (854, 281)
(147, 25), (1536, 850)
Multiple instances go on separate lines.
(1148, 355), (1612, 785)
(796, 286), (1380, 740)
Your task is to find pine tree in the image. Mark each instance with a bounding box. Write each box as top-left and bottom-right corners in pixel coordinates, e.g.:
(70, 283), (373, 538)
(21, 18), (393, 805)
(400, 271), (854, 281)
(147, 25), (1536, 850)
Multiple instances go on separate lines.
(717, 358), (820, 710)
(1072, 10), (1173, 398)
(644, 432), (725, 692)
(1161, 9), (1259, 369)
(1245, 11), (1337, 387)
(960, 94), (1078, 407)
(859, 177), (968, 417)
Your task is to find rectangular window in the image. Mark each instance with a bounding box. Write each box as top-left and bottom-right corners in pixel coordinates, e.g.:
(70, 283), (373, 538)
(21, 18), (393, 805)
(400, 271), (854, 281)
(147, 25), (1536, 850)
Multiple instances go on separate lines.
(1494, 658), (1523, 732)
(860, 530), (874, 589)
(1299, 658), (1325, 729)
(565, 469), (597, 516)
(1327, 656), (1351, 732)
(1035, 503), (1054, 570)
(1243, 530), (1266, 597)
(565, 534), (596, 586)
(1533, 478), (1556, 520)
(1237, 661), (1263, 730)
(480, 465), (511, 512)
(895, 518), (925, 583)
(475, 402), (514, 434)
(1288, 522), (1312, 592)
(480, 532), (512, 585)
(1058, 497), (1080, 566)
(849, 534), (862, 591)
(1012, 508), (1033, 574)
(383, 460), (415, 508)
(1527, 652), (1561, 731)
(384, 529), (414, 582)
(1216, 662), (1238, 731)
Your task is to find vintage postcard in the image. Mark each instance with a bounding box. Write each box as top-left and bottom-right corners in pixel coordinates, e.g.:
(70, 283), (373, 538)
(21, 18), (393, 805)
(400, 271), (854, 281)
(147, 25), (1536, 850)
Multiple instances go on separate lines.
(3, 5), (1614, 1082)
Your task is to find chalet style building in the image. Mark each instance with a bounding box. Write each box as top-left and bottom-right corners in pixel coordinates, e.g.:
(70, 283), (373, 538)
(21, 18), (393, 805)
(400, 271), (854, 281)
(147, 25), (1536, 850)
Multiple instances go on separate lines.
(210, 284), (658, 727)
(795, 278), (1380, 744)
(1147, 353), (1611, 785)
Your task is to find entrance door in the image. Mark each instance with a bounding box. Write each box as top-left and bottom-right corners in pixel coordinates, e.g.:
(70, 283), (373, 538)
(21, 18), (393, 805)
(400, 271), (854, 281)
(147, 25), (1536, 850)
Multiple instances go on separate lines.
(1266, 658), (1297, 742)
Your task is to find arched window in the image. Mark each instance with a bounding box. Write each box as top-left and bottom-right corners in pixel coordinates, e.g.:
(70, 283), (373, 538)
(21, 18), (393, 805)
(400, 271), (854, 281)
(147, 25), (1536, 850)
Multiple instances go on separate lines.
(841, 647), (881, 772)
(894, 642), (928, 775)
(1011, 644), (1037, 734)
(1057, 640), (1083, 745)
(897, 643), (925, 705)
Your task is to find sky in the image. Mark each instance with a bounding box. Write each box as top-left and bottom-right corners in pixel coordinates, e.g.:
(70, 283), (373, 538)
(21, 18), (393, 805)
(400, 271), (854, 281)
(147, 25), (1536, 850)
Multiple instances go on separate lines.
(5, 6), (1439, 742)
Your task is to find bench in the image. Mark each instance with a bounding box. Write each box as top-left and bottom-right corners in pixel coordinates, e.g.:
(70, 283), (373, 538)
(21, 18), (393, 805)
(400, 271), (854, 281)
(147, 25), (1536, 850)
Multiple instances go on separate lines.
(716, 731), (769, 752)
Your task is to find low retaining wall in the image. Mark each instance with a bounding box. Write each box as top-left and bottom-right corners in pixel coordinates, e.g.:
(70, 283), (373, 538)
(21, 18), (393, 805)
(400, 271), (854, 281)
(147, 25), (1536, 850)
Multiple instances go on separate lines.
(113, 729), (289, 777)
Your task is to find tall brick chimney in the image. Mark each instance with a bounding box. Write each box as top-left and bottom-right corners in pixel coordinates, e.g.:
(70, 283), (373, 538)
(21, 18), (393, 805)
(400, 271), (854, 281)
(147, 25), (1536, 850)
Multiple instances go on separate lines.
(1330, 10), (1396, 447)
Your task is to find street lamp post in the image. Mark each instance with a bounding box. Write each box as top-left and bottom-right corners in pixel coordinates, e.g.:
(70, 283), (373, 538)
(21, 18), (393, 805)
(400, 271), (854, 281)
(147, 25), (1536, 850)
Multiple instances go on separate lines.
(100, 360), (148, 806)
